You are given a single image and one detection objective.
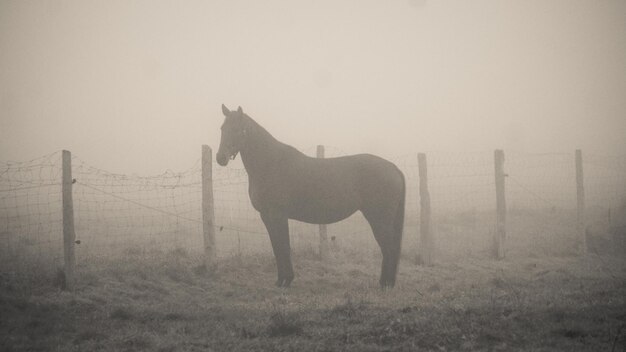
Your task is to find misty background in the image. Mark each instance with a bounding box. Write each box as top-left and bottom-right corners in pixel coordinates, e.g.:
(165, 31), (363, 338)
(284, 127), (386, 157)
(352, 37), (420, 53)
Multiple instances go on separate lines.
(1, 0), (625, 174)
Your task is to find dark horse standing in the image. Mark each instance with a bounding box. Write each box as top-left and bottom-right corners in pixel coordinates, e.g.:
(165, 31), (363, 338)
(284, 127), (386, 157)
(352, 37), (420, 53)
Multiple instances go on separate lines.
(216, 105), (405, 288)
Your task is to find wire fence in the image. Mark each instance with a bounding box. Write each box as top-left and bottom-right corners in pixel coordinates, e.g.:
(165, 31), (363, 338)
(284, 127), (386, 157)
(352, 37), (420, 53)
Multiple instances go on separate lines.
(1, 148), (625, 275)
(72, 156), (205, 262)
(0, 152), (64, 271)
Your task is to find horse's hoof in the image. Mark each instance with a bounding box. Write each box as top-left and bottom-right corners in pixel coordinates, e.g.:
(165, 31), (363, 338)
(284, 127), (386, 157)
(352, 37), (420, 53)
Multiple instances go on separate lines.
(379, 280), (395, 290)
(274, 277), (293, 288)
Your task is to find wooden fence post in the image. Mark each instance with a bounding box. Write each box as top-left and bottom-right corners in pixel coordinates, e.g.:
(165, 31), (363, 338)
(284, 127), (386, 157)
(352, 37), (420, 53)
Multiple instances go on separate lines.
(62, 150), (76, 290)
(317, 145), (329, 260)
(202, 145), (217, 269)
(493, 149), (506, 259)
(417, 153), (433, 266)
(575, 149), (586, 254)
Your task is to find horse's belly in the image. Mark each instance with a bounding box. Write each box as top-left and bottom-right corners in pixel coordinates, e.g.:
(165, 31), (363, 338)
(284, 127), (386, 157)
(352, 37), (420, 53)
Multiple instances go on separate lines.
(288, 206), (357, 225)
(287, 192), (359, 225)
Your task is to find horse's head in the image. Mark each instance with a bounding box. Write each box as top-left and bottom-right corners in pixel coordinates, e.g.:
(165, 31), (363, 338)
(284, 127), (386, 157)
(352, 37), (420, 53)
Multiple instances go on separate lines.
(216, 104), (248, 166)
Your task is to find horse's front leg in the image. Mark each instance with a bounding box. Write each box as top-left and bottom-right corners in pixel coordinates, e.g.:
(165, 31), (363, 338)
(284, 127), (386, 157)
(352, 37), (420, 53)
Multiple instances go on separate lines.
(260, 211), (294, 287)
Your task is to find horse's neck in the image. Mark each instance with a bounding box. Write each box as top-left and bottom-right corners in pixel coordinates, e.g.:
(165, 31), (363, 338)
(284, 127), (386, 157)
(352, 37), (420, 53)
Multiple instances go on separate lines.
(240, 118), (283, 178)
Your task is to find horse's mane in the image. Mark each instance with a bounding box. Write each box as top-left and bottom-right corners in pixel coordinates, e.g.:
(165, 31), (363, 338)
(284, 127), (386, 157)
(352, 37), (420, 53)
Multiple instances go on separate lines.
(242, 113), (274, 141)
(242, 113), (306, 157)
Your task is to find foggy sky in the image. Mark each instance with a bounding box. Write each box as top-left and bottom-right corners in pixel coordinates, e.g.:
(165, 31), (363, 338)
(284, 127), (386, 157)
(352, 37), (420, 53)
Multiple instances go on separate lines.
(1, 0), (625, 174)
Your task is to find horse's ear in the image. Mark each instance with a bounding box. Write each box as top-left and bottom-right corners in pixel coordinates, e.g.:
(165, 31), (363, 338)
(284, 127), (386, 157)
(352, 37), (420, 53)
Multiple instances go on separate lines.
(237, 106), (243, 115)
(222, 104), (230, 116)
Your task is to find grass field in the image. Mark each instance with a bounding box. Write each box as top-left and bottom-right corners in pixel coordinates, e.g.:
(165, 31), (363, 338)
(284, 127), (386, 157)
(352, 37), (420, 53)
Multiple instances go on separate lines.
(1, 242), (625, 352)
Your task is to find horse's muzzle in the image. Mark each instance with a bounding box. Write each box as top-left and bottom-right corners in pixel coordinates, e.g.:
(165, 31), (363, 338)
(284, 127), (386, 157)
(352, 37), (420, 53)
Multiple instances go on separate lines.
(216, 152), (229, 166)
(216, 151), (238, 166)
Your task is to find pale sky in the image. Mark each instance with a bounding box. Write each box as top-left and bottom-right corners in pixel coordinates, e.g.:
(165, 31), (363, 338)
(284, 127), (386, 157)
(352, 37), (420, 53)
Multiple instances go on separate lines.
(1, 0), (625, 174)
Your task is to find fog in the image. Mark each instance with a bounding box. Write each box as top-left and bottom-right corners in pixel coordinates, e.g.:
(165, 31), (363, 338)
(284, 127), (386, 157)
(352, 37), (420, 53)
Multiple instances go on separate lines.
(1, 0), (625, 174)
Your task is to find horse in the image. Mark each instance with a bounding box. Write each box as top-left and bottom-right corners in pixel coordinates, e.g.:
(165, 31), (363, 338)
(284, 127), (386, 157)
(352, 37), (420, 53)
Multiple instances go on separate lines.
(216, 105), (405, 288)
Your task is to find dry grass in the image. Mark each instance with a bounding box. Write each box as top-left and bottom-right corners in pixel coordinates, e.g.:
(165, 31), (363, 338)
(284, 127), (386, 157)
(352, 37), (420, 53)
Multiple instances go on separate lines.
(1, 243), (625, 351)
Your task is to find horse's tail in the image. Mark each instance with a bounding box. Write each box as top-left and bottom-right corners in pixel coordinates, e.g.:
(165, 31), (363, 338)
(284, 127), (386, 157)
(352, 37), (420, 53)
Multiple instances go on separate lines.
(395, 167), (405, 239)
(392, 166), (406, 273)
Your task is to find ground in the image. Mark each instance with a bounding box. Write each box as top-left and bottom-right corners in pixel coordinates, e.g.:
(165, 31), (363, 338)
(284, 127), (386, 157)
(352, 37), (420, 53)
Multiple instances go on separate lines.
(1, 246), (625, 351)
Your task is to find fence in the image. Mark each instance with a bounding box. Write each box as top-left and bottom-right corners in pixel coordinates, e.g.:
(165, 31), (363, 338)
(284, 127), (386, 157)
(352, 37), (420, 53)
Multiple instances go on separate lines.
(2, 147), (625, 289)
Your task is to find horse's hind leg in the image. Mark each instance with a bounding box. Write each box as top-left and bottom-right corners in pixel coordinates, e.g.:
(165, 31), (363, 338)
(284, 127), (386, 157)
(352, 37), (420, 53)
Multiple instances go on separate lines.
(260, 211), (294, 287)
(362, 210), (402, 289)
